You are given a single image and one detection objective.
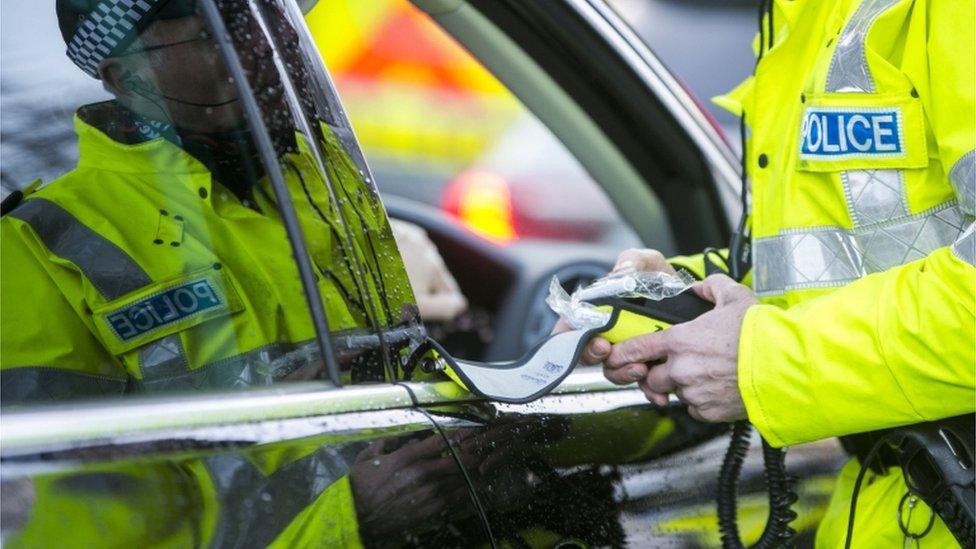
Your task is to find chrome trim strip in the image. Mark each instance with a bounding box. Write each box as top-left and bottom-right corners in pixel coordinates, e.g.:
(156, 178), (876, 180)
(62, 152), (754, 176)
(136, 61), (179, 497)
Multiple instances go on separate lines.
(949, 149), (976, 215)
(573, 0), (743, 226)
(826, 0), (899, 93)
(754, 203), (969, 294)
(9, 198), (152, 300)
(403, 369), (634, 407)
(0, 383), (414, 455)
(0, 371), (636, 456)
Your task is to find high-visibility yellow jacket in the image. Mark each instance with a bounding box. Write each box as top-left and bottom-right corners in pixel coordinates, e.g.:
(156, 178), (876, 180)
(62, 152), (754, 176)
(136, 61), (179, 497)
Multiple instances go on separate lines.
(0, 102), (400, 546)
(707, 0), (975, 546)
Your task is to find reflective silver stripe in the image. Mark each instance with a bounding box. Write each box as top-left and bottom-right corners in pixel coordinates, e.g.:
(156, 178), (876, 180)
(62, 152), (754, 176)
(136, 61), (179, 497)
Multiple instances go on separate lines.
(949, 150), (976, 215)
(821, 0), (915, 280)
(826, 1), (911, 233)
(842, 169), (910, 226)
(10, 198), (152, 300)
(133, 340), (320, 392)
(826, 0), (899, 93)
(754, 203), (969, 295)
(1, 367), (126, 404)
(205, 443), (361, 548)
(952, 224), (976, 267)
(825, 0), (910, 227)
(10, 199), (194, 382)
(138, 334), (190, 383)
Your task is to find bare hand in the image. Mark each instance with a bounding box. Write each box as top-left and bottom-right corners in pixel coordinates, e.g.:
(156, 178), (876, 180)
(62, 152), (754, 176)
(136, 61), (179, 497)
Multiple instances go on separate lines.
(605, 274), (757, 423)
(350, 432), (476, 539)
(557, 248), (677, 366)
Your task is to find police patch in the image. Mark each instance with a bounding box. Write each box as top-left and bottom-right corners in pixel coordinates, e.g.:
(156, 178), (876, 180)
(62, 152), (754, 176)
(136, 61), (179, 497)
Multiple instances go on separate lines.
(105, 278), (225, 342)
(799, 107), (904, 161)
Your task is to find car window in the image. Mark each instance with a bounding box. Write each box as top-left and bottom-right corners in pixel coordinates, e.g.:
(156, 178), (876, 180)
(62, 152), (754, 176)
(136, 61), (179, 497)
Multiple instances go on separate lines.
(0, 0), (422, 407)
(607, 0), (759, 151)
(307, 0), (638, 247)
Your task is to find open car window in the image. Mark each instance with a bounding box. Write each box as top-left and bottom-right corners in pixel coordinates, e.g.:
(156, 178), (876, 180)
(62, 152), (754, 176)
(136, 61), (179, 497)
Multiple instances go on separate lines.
(0, 0), (422, 407)
(306, 0), (638, 248)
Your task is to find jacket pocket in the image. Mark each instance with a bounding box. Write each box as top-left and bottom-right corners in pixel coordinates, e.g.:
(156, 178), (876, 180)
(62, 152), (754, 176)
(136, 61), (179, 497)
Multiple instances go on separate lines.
(91, 267), (244, 355)
(796, 93), (927, 172)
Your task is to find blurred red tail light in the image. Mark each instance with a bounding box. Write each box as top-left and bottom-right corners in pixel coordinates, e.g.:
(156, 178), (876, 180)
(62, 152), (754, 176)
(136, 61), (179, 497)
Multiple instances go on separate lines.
(441, 170), (518, 244)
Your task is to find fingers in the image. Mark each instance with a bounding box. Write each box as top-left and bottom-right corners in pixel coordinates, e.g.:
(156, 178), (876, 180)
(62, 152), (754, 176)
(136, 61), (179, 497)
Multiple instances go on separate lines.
(613, 248), (676, 274)
(355, 437), (396, 463)
(603, 361), (648, 385)
(580, 337), (611, 365)
(685, 405), (705, 422)
(551, 318), (572, 335)
(692, 274), (751, 306)
(637, 378), (669, 407)
(645, 362), (675, 395)
(606, 330), (672, 368)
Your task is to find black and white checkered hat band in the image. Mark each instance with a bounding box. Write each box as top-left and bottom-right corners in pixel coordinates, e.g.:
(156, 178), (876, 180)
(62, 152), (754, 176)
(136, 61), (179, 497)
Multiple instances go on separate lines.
(66, 0), (157, 77)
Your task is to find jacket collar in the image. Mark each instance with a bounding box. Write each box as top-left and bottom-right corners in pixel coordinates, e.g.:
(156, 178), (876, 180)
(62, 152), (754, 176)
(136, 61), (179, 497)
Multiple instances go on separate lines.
(74, 101), (210, 177)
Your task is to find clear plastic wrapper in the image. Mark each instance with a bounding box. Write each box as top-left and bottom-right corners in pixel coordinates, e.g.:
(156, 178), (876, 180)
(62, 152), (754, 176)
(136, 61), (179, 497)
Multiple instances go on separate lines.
(546, 270), (695, 330)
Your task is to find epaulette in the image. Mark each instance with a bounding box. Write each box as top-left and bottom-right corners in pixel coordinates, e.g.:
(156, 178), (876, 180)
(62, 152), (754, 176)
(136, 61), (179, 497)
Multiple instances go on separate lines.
(0, 179), (42, 217)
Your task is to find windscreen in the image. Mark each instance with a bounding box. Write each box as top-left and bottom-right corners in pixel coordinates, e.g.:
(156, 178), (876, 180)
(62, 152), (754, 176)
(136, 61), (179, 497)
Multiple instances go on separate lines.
(0, 0), (422, 407)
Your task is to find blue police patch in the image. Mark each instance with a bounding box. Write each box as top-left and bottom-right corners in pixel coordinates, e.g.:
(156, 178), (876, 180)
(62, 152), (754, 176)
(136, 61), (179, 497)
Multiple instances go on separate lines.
(105, 278), (224, 342)
(800, 107), (904, 161)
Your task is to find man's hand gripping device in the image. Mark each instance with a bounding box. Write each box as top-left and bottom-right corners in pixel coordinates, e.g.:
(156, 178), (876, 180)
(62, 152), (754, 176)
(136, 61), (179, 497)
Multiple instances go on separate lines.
(412, 268), (798, 549)
(415, 273), (711, 404)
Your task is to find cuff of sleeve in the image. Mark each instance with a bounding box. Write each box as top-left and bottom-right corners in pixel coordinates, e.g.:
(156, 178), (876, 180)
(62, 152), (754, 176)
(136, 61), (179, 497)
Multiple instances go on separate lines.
(737, 304), (788, 447)
(668, 254), (706, 280)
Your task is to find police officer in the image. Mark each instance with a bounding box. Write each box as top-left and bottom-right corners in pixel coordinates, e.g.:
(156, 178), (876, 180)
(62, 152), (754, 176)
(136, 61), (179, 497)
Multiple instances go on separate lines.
(584, 1), (974, 546)
(0, 0), (456, 546)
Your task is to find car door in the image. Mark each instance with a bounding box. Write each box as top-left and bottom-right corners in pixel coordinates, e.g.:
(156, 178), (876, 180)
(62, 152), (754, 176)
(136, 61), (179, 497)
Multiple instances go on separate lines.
(1, 1), (845, 547)
(328, 0), (842, 546)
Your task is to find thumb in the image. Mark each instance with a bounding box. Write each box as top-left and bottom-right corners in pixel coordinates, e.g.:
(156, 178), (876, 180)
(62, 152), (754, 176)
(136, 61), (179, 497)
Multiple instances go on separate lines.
(692, 274), (747, 306)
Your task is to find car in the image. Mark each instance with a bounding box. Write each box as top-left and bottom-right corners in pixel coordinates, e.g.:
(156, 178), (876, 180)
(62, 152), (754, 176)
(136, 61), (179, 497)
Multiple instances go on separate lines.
(0, 0), (844, 547)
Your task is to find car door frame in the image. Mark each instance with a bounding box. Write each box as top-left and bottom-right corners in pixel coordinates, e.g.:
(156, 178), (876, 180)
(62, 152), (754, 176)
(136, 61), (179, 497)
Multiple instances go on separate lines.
(0, 373), (647, 483)
(0, 0), (743, 503)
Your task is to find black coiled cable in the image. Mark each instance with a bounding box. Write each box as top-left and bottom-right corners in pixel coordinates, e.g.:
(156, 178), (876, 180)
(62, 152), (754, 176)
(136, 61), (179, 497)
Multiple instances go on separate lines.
(718, 422), (753, 547)
(718, 421), (799, 549)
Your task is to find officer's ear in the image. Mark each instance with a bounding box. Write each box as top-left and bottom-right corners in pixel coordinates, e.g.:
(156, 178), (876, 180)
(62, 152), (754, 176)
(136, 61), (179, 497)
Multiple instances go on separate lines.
(98, 58), (141, 100)
(98, 57), (154, 104)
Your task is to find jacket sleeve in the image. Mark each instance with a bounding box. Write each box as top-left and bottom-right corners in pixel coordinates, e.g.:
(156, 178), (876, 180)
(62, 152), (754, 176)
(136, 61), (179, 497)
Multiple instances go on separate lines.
(738, 246), (974, 447)
(737, 0), (976, 447)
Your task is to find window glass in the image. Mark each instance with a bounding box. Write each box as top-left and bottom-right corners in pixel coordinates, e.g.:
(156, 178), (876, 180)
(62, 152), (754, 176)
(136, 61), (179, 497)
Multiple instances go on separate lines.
(607, 0), (759, 152)
(307, 0), (637, 247)
(0, 0), (420, 406)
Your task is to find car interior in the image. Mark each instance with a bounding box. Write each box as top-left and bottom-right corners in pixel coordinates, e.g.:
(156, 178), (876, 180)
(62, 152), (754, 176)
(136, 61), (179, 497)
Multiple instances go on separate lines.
(331, 0), (740, 362)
